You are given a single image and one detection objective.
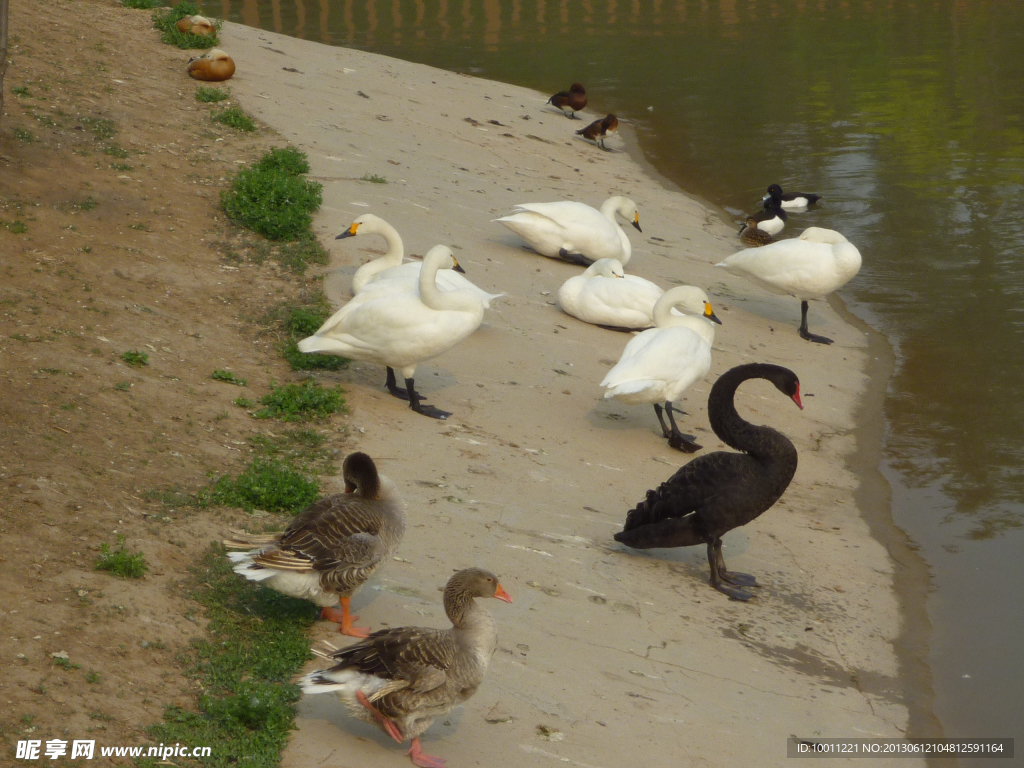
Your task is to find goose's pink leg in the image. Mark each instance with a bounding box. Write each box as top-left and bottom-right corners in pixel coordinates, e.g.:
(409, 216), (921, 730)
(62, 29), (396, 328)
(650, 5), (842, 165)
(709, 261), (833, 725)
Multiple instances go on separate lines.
(355, 690), (403, 743)
(407, 737), (446, 768)
(319, 597), (370, 637)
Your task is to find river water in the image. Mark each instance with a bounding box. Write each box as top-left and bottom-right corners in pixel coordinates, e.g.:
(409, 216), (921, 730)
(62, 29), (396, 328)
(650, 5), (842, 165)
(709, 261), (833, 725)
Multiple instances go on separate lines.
(222, 0), (1024, 754)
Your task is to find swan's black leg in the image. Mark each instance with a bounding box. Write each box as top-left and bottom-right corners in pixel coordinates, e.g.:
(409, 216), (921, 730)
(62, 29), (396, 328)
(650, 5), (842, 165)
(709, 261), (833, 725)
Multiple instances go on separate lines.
(384, 367), (410, 400)
(708, 539), (754, 601)
(799, 300), (834, 345)
(557, 248), (595, 267)
(653, 403), (672, 438)
(714, 539), (759, 587)
(665, 402), (702, 453)
(405, 377), (450, 420)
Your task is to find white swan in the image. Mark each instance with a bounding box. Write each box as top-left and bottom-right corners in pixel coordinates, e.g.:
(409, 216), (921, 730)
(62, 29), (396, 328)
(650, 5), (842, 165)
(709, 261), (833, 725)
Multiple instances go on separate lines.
(601, 286), (722, 452)
(298, 245), (486, 419)
(338, 214), (502, 308)
(715, 226), (862, 345)
(558, 258), (664, 329)
(494, 196), (642, 267)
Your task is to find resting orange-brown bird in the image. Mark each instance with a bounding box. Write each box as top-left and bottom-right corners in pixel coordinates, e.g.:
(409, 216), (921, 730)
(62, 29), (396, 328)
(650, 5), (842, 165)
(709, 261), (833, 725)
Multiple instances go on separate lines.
(188, 49), (235, 82)
(576, 114), (618, 150)
(547, 83), (587, 119)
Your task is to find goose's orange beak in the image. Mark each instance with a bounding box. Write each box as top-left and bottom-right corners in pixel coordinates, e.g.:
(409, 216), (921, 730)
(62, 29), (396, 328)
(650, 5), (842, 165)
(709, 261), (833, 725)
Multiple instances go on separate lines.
(493, 583), (513, 603)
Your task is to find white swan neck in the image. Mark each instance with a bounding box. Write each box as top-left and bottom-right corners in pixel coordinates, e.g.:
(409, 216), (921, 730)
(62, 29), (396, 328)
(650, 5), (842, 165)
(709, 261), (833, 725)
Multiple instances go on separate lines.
(352, 219), (405, 290)
(418, 252), (482, 313)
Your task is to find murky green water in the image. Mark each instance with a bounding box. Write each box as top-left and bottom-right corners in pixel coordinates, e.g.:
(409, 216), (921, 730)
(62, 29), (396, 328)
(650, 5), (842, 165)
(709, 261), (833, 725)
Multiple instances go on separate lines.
(224, 0), (1024, 749)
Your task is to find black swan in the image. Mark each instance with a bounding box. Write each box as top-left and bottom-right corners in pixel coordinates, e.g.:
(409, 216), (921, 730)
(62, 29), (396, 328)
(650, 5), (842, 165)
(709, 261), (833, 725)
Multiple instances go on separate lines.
(614, 363), (803, 600)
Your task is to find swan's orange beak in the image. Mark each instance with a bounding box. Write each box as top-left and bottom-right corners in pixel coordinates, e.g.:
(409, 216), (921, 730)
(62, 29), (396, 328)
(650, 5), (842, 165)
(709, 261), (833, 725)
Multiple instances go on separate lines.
(493, 583), (513, 603)
(792, 384), (804, 410)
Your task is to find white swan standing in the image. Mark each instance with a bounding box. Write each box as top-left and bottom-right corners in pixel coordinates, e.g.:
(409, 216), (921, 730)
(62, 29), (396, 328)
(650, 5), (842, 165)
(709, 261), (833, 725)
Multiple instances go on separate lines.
(338, 214), (502, 307)
(494, 196), (642, 267)
(558, 258), (664, 329)
(298, 245), (486, 420)
(715, 226), (862, 345)
(601, 286), (722, 452)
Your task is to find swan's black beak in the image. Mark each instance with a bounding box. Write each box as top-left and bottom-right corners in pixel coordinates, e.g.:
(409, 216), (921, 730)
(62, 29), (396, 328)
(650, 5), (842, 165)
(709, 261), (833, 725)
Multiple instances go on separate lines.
(632, 216), (642, 233)
(336, 224), (358, 240)
(451, 259), (466, 274)
(704, 303), (723, 324)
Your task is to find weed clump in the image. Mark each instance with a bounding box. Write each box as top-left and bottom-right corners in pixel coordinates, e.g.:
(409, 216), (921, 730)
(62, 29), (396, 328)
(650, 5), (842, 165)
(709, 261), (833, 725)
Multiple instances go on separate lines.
(196, 86), (231, 103)
(153, 2), (220, 49)
(360, 173), (387, 184)
(205, 458), (319, 513)
(270, 295), (347, 371)
(221, 147), (322, 241)
(254, 380), (346, 422)
(121, 350), (149, 366)
(212, 369), (248, 386)
(94, 537), (148, 578)
(139, 546), (315, 768)
(122, 0), (164, 7)
(2, 220), (28, 234)
(213, 106), (256, 132)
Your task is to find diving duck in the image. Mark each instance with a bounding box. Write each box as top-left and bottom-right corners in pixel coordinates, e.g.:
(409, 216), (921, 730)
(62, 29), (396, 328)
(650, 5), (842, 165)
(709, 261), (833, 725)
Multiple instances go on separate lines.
(716, 226), (862, 344)
(738, 195), (786, 240)
(547, 83), (587, 119)
(614, 363), (803, 600)
(299, 568), (513, 768)
(576, 113), (618, 150)
(187, 49), (235, 82)
(225, 452), (406, 637)
(764, 183), (821, 211)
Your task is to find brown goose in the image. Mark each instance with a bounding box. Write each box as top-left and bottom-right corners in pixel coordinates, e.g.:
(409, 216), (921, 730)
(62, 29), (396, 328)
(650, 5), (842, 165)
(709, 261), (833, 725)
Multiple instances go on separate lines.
(547, 82), (587, 119)
(576, 114), (618, 150)
(614, 364), (803, 600)
(225, 452), (405, 637)
(299, 568), (512, 768)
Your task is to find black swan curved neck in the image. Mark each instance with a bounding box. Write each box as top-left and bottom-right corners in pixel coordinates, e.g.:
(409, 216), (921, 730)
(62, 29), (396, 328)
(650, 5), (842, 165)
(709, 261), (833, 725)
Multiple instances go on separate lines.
(708, 363), (798, 468)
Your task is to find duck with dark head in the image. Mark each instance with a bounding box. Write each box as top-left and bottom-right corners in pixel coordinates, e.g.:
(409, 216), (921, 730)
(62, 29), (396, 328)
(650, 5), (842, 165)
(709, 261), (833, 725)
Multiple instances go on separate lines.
(547, 82), (587, 119)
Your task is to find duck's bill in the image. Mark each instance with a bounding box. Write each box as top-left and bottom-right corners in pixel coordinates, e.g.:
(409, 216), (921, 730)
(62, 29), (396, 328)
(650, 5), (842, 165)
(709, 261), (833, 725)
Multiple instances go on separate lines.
(493, 584), (514, 603)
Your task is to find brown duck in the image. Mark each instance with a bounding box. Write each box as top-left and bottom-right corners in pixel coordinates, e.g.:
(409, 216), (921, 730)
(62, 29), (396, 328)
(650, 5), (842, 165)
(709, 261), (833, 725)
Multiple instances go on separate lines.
(299, 568), (513, 768)
(547, 82), (587, 119)
(614, 364), (803, 601)
(576, 114), (618, 150)
(225, 452), (406, 636)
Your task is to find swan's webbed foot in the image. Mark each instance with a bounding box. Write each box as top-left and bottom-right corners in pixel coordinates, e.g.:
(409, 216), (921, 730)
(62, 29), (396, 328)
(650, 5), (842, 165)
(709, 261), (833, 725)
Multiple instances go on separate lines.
(662, 402), (701, 452)
(799, 300), (834, 344)
(406, 377), (450, 420)
(385, 367), (411, 400)
(708, 539), (757, 600)
(557, 248), (595, 267)
(668, 431), (702, 453)
(799, 328), (834, 345)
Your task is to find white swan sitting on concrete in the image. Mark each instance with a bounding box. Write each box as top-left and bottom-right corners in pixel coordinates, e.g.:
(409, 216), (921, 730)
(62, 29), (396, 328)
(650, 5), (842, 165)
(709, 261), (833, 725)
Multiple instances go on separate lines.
(299, 245), (486, 420)
(716, 226), (861, 344)
(601, 286), (722, 453)
(338, 214), (502, 307)
(558, 258), (664, 329)
(494, 196), (641, 267)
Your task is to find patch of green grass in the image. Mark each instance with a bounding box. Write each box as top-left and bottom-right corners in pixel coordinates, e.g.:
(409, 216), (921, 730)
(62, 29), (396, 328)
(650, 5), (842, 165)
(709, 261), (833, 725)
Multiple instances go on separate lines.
(110, 163), (134, 171)
(212, 369), (247, 386)
(213, 106), (256, 132)
(2, 220), (28, 234)
(276, 235), (330, 275)
(85, 671), (101, 684)
(12, 86), (30, 97)
(113, 381), (131, 392)
(80, 117), (117, 140)
(255, 147), (310, 176)
(253, 380), (346, 422)
(204, 458), (320, 513)
(70, 196), (97, 211)
(248, 429), (334, 474)
(234, 396), (255, 408)
(221, 148), (322, 241)
(139, 545), (315, 768)
(279, 301), (347, 371)
(34, 113), (60, 128)
(153, 2), (221, 49)
(122, 0), (164, 8)
(121, 350), (149, 366)
(94, 536), (148, 579)
(101, 143), (130, 158)
(359, 173), (387, 184)
(13, 128), (34, 142)
(195, 86), (231, 103)
(54, 657), (82, 671)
